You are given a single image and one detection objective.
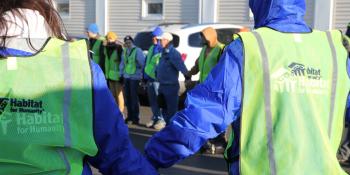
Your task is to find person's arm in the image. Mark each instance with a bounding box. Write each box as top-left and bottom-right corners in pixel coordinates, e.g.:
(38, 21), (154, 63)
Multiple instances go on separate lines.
(119, 50), (125, 77)
(187, 58), (199, 76)
(145, 39), (244, 169)
(346, 58), (350, 124)
(136, 47), (146, 70)
(169, 50), (188, 76)
(87, 62), (158, 175)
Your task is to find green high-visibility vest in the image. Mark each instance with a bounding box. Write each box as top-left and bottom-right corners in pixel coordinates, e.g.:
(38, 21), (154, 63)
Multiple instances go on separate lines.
(198, 43), (224, 82)
(0, 38), (98, 174)
(123, 48), (137, 75)
(104, 47), (120, 81)
(225, 28), (350, 175)
(91, 38), (103, 64)
(145, 45), (162, 79)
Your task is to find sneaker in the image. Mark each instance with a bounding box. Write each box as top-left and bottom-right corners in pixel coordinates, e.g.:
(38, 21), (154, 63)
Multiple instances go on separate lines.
(146, 120), (155, 128)
(153, 120), (166, 130)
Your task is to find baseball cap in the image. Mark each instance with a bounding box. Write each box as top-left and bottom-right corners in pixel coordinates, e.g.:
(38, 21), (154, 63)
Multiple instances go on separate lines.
(157, 32), (173, 42)
(124, 35), (134, 42)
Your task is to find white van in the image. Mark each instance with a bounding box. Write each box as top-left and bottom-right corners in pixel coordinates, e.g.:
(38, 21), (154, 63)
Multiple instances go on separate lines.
(134, 23), (248, 106)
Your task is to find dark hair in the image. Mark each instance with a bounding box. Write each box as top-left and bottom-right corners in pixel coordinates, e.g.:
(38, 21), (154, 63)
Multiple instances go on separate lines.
(0, 0), (67, 47)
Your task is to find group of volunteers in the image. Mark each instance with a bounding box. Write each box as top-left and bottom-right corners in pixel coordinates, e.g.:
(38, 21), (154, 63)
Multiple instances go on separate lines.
(85, 23), (225, 133)
(1, 0), (350, 175)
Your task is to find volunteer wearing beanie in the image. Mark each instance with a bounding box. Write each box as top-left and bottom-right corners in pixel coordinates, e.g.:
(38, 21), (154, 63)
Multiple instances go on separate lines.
(103, 32), (125, 113)
(87, 23), (106, 73)
(120, 36), (145, 125)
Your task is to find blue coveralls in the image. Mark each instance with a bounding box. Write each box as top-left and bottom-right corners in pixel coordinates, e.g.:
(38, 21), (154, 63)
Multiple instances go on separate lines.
(145, 0), (350, 174)
(0, 47), (157, 175)
(155, 45), (188, 124)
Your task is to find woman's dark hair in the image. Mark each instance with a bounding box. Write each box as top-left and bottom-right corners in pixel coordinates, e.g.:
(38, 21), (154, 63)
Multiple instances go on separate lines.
(0, 0), (67, 47)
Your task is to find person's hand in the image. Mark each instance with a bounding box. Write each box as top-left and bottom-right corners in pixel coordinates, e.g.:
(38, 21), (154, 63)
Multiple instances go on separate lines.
(118, 76), (124, 84)
(184, 74), (192, 81)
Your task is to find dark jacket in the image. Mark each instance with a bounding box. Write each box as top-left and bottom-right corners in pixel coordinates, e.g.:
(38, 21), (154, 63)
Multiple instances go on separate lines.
(156, 45), (188, 85)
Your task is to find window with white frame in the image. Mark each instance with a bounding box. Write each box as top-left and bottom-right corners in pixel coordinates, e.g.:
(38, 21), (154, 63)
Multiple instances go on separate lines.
(56, 0), (70, 17)
(142, 0), (164, 20)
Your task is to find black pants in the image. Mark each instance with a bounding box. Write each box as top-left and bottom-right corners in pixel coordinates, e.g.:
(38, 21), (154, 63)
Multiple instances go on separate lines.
(124, 79), (140, 123)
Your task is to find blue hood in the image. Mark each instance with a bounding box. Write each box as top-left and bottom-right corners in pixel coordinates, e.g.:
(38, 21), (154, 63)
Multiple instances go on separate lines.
(250, 0), (311, 33)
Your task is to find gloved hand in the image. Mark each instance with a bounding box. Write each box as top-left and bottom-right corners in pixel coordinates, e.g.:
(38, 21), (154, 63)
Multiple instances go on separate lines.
(184, 74), (192, 81)
(118, 76), (124, 84)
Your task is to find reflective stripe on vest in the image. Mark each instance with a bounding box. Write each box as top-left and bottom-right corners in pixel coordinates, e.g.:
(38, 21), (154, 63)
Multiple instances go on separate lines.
(123, 48), (137, 75)
(104, 48), (120, 81)
(198, 43), (224, 83)
(91, 38), (103, 64)
(0, 38), (98, 174)
(225, 28), (349, 175)
(145, 45), (162, 79)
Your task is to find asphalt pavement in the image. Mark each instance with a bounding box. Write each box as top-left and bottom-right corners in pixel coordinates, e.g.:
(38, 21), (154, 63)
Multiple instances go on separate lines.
(92, 106), (350, 175)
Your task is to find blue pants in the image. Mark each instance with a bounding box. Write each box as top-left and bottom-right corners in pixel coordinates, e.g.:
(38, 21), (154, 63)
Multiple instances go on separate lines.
(158, 84), (179, 124)
(147, 81), (162, 121)
(124, 79), (140, 123)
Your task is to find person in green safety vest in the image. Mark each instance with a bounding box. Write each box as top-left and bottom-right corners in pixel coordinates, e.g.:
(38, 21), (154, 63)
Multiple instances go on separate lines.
(86, 23), (106, 74)
(186, 27), (226, 154)
(338, 23), (350, 165)
(120, 36), (145, 125)
(145, 0), (350, 174)
(186, 27), (225, 84)
(0, 0), (158, 174)
(144, 27), (166, 130)
(103, 31), (124, 113)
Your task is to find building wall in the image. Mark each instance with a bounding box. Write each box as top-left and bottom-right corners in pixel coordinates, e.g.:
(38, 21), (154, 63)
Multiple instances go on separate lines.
(108, 0), (199, 39)
(333, 0), (350, 32)
(62, 0), (95, 36)
(217, 0), (315, 28)
(304, 0), (315, 28)
(217, 0), (253, 27)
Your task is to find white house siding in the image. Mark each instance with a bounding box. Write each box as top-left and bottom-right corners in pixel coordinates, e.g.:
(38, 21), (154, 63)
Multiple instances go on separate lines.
(217, 0), (315, 28)
(333, 0), (350, 32)
(217, 0), (254, 28)
(62, 0), (96, 36)
(108, 0), (199, 39)
(304, 0), (315, 28)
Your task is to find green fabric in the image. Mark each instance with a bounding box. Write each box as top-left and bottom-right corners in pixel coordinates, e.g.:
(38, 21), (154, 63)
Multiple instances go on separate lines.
(91, 38), (103, 64)
(145, 45), (162, 79)
(0, 38), (98, 174)
(198, 43), (224, 82)
(123, 48), (137, 75)
(104, 48), (120, 81)
(226, 28), (349, 175)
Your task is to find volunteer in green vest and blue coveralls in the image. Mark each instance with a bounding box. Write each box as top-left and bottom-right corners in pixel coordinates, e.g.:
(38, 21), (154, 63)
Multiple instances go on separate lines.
(144, 27), (167, 130)
(120, 36), (145, 125)
(87, 23), (106, 73)
(0, 0), (157, 174)
(186, 26), (226, 154)
(145, 0), (350, 174)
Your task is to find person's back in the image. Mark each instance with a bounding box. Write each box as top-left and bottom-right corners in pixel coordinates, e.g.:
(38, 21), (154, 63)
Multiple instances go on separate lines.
(236, 27), (348, 174)
(0, 1), (157, 174)
(145, 0), (350, 174)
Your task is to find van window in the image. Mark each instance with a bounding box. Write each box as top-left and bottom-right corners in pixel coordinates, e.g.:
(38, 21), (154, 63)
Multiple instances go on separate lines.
(188, 32), (204, 48)
(134, 32), (180, 50)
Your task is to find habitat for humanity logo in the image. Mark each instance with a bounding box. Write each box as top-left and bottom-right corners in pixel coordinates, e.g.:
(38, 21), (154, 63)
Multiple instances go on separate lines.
(271, 62), (328, 94)
(0, 98), (63, 135)
(0, 98), (11, 135)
